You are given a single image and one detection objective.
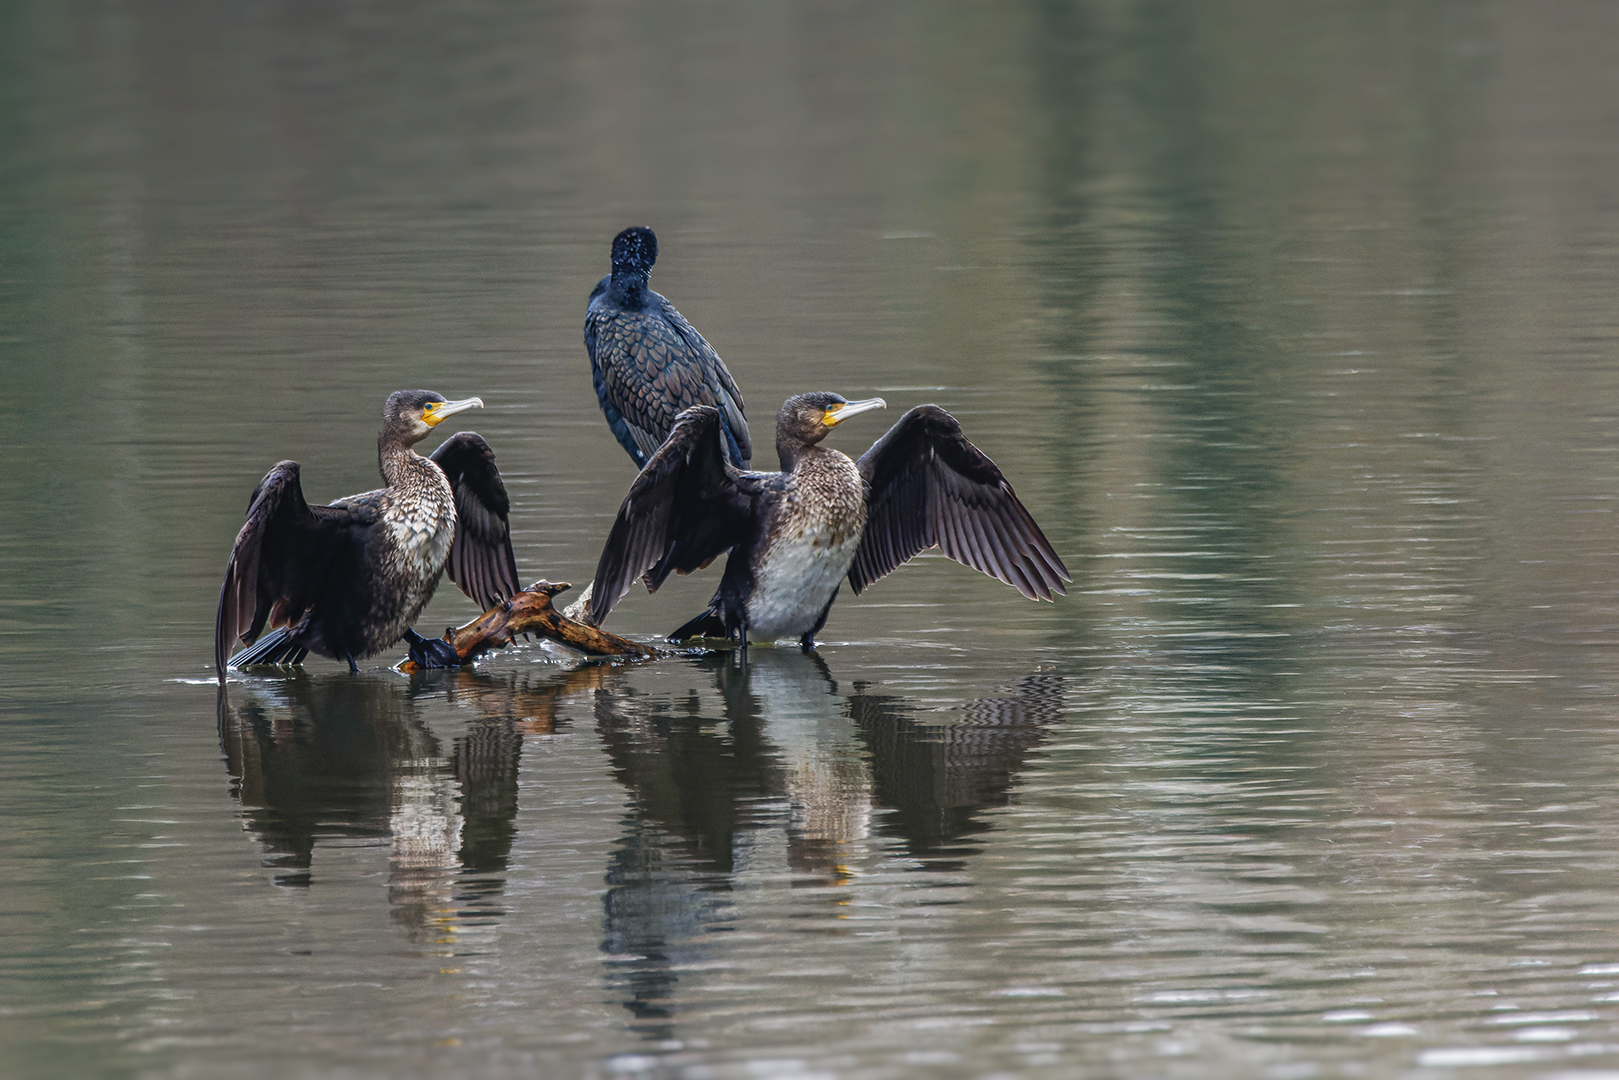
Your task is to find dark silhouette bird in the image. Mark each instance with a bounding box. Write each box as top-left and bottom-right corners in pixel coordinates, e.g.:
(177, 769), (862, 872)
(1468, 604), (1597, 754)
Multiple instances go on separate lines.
(585, 226), (751, 469)
(586, 393), (1069, 653)
(215, 390), (520, 682)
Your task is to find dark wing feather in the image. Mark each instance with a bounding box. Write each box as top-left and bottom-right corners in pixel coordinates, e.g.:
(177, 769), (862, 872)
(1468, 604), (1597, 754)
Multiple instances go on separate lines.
(430, 432), (520, 611)
(587, 405), (756, 624)
(585, 295), (751, 468)
(214, 462), (359, 681)
(659, 299), (752, 466)
(850, 406), (1071, 600)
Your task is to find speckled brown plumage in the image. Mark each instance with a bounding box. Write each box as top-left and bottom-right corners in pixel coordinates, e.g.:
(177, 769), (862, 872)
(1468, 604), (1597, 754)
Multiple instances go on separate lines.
(214, 390), (519, 681)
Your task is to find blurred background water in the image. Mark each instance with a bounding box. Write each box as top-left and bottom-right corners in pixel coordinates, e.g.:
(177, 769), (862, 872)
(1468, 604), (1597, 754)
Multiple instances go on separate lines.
(5, 1), (1619, 1077)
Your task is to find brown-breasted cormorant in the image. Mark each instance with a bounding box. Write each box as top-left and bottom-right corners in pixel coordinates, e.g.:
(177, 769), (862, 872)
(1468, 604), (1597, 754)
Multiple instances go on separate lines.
(585, 393), (1069, 652)
(585, 226), (751, 468)
(214, 390), (520, 682)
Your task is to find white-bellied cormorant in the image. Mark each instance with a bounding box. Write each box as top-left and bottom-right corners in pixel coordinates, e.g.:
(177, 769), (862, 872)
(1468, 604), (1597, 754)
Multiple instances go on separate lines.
(214, 390), (520, 682)
(585, 226), (751, 468)
(585, 392), (1069, 652)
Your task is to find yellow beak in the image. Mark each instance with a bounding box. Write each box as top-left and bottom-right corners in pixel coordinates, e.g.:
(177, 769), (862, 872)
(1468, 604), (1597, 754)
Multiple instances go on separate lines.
(823, 397), (887, 426)
(423, 397), (484, 427)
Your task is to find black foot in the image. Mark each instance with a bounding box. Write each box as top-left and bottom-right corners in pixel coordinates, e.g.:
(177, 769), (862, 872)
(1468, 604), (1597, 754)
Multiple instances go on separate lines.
(404, 628), (461, 669)
(800, 633), (817, 652)
(344, 651), (359, 674)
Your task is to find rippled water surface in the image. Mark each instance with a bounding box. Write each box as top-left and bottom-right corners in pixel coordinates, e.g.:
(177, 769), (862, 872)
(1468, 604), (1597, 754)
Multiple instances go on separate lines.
(6, 2), (1619, 1077)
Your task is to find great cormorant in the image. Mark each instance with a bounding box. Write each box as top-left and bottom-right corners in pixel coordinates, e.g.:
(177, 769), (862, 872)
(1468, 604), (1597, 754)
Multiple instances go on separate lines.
(585, 226), (751, 468)
(585, 393), (1069, 651)
(214, 390), (520, 682)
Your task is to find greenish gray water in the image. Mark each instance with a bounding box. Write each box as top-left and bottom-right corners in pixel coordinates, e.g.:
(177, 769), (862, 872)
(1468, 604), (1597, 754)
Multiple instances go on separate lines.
(5, 2), (1619, 1077)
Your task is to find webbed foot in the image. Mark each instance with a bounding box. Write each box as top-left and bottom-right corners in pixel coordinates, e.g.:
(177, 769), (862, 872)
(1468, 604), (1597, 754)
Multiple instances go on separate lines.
(404, 628), (461, 669)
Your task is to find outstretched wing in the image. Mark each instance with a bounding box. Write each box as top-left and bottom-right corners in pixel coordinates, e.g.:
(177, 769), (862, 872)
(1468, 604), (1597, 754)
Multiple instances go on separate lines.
(850, 405), (1070, 600)
(214, 462), (366, 681)
(585, 297), (751, 468)
(587, 405), (756, 624)
(430, 432), (520, 611)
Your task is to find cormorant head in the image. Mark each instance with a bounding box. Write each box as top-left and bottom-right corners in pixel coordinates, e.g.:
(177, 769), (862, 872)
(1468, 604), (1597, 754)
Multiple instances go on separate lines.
(776, 392), (887, 451)
(382, 389), (484, 445)
(610, 226), (658, 277)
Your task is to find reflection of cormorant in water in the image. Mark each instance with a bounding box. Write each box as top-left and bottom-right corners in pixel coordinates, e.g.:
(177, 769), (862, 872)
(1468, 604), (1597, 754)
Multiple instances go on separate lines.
(216, 667), (608, 941)
(594, 649), (851, 1036)
(591, 653), (1065, 1033)
(594, 649), (854, 874)
(848, 673), (1068, 866)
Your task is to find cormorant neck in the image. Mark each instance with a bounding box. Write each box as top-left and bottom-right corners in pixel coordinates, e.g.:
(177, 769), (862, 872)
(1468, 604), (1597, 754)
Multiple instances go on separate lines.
(608, 268), (650, 308)
(378, 438), (426, 487)
(777, 436), (825, 473)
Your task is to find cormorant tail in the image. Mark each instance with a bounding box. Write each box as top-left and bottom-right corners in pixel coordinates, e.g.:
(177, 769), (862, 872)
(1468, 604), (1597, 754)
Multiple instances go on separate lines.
(669, 606), (728, 642)
(228, 627), (310, 669)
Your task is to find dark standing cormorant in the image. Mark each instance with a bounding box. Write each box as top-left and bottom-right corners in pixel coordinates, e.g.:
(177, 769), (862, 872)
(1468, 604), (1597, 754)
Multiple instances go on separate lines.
(214, 390), (521, 682)
(586, 393), (1069, 652)
(585, 226), (751, 469)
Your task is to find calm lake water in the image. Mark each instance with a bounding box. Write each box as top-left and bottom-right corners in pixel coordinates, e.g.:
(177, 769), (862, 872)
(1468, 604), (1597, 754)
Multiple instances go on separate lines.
(6, 2), (1619, 1077)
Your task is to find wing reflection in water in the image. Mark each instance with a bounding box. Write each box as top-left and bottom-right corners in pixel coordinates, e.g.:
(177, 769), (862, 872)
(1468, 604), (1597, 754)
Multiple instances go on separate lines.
(215, 666), (607, 946)
(591, 652), (1066, 1034)
(850, 673), (1067, 867)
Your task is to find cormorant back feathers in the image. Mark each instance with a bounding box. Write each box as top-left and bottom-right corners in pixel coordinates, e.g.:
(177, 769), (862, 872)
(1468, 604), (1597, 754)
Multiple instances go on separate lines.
(584, 226), (751, 469)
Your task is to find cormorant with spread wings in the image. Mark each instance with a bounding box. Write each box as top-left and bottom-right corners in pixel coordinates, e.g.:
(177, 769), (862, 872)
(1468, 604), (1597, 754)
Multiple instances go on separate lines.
(214, 390), (519, 681)
(586, 392), (1068, 652)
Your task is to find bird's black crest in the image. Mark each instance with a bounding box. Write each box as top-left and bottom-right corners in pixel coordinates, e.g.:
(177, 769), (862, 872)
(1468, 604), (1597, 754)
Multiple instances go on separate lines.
(611, 226), (658, 275)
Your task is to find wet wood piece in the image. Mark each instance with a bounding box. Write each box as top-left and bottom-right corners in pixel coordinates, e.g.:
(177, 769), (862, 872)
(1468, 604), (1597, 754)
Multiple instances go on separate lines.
(397, 581), (656, 673)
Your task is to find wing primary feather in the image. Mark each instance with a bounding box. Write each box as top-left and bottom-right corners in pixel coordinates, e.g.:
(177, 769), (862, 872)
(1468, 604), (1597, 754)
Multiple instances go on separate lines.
(977, 505), (1042, 599)
(970, 502), (1026, 588)
(215, 564), (237, 681)
(1020, 551), (1056, 601)
(961, 506), (1003, 581)
(214, 460), (314, 682)
(943, 496), (979, 571)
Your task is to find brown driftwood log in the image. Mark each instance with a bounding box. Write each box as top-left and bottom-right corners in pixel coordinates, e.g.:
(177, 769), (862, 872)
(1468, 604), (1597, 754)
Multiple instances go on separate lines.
(396, 580), (656, 673)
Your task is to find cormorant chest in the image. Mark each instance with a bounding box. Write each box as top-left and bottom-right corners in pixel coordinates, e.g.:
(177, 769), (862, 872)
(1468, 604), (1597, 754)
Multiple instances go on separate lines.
(363, 457), (458, 628)
(746, 450), (867, 639)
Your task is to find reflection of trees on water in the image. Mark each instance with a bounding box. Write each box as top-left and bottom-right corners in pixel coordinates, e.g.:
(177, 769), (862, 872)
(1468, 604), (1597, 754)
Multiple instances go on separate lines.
(216, 666), (607, 944)
(593, 653), (1065, 1033)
